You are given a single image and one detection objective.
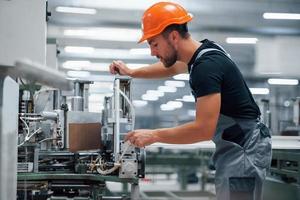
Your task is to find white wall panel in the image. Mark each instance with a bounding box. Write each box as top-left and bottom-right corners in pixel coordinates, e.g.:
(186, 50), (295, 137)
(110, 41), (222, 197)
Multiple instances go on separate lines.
(0, 0), (46, 66)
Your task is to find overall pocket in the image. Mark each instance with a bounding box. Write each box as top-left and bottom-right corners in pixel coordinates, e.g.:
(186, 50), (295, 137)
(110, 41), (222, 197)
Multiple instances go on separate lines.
(222, 123), (245, 148)
(254, 123), (272, 168)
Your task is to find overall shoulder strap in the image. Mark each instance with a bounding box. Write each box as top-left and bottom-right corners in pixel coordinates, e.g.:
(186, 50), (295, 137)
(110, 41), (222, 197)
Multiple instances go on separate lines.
(190, 46), (230, 73)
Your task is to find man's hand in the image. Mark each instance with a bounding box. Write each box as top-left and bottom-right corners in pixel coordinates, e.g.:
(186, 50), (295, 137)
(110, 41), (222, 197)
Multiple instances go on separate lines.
(125, 129), (159, 148)
(109, 60), (133, 76)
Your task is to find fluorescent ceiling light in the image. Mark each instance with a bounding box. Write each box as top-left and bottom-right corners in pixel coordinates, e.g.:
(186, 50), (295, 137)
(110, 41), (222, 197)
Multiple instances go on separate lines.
(188, 109), (196, 117)
(268, 78), (299, 85)
(142, 94), (158, 101)
(263, 12), (300, 20)
(62, 61), (110, 71)
(166, 101), (183, 109)
(133, 100), (148, 107)
(130, 48), (151, 55)
(165, 80), (185, 88)
(249, 88), (270, 95)
(226, 37), (258, 44)
(64, 46), (95, 54)
(160, 104), (175, 111)
(158, 86), (177, 93)
(64, 28), (141, 42)
(55, 6), (97, 15)
(160, 101), (183, 111)
(63, 47), (151, 60)
(62, 61), (91, 70)
(173, 73), (189, 81)
(182, 95), (195, 102)
(259, 71), (282, 75)
(67, 70), (91, 78)
(146, 90), (164, 97)
(62, 61), (147, 71)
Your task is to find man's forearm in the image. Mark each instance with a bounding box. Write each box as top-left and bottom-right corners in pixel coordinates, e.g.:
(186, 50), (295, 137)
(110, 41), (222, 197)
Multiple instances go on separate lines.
(130, 61), (187, 79)
(153, 121), (215, 144)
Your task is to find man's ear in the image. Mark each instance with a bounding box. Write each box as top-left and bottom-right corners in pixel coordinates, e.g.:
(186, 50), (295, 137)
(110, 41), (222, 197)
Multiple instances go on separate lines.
(169, 30), (179, 42)
(168, 31), (180, 49)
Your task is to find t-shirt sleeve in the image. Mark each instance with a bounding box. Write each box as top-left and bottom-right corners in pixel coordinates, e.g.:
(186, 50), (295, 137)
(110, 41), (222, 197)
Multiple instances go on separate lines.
(190, 59), (223, 98)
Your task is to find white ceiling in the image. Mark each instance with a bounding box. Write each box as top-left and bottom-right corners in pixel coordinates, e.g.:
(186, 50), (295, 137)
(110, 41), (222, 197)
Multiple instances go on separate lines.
(47, 0), (300, 128)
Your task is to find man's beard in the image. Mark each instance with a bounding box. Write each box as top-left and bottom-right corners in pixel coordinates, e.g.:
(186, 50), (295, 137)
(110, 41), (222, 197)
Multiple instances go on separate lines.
(162, 41), (178, 68)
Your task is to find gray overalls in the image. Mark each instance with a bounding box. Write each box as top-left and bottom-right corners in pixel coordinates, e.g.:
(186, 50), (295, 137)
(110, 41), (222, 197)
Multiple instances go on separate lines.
(189, 47), (272, 200)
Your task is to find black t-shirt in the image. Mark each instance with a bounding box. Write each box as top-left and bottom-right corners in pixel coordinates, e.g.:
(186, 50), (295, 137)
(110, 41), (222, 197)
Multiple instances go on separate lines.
(188, 39), (260, 119)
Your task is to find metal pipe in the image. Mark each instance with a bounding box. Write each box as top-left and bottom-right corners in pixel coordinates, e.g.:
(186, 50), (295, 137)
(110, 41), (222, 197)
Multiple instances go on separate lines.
(74, 82), (81, 96)
(41, 111), (58, 120)
(113, 78), (120, 157)
(8, 59), (72, 90)
(71, 97), (83, 111)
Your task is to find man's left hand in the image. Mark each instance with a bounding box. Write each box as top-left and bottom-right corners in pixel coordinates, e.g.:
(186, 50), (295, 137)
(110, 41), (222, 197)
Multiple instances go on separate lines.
(125, 129), (159, 148)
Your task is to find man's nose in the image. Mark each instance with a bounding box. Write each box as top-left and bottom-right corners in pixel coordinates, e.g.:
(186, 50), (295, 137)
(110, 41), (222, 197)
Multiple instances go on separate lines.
(150, 47), (157, 57)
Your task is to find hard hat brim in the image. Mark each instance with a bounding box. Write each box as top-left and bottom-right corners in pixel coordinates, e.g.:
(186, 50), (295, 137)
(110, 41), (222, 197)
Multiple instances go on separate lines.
(138, 13), (193, 43)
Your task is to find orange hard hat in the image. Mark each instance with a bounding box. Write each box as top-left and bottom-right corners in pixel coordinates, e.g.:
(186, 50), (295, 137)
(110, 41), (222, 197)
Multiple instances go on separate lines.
(138, 2), (193, 43)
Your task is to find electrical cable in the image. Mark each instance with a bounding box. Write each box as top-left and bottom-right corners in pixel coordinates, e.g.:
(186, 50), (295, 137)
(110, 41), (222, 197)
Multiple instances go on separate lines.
(115, 86), (135, 131)
(18, 128), (42, 147)
(94, 85), (135, 175)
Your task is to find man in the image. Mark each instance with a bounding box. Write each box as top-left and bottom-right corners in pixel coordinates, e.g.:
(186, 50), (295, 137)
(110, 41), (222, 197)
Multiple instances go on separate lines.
(109, 2), (271, 200)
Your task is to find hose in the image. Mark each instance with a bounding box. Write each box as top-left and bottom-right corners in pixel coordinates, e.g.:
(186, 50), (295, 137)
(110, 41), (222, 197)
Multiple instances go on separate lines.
(94, 83), (135, 175)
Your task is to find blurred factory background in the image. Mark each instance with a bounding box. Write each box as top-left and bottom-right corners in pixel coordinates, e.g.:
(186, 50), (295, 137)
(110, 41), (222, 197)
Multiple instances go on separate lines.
(1, 0), (300, 200)
(47, 0), (300, 134)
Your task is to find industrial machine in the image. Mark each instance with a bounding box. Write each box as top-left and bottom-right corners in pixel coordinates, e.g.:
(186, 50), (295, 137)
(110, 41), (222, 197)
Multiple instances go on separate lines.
(12, 64), (145, 200)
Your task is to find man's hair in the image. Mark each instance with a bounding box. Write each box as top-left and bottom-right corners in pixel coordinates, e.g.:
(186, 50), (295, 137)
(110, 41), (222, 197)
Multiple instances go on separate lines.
(162, 23), (190, 39)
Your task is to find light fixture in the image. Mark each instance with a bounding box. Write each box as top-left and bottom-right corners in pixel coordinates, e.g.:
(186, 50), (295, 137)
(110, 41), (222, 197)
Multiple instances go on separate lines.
(67, 70), (91, 78)
(173, 73), (189, 81)
(263, 12), (300, 20)
(158, 86), (177, 93)
(62, 61), (148, 71)
(55, 6), (97, 15)
(182, 95), (195, 102)
(62, 60), (110, 72)
(160, 104), (175, 111)
(267, 78), (299, 85)
(146, 90), (164, 97)
(165, 80), (185, 88)
(141, 94), (158, 101)
(166, 101), (183, 109)
(129, 48), (151, 55)
(259, 71), (282, 75)
(133, 100), (148, 107)
(226, 37), (258, 44)
(249, 88), (270, 95)
(62, 61), (91, 70)
(64, 46), (95, 54)
(188, 109), (196, 117)
(63, 47), (150, 59)
(63, 28), (141, 42)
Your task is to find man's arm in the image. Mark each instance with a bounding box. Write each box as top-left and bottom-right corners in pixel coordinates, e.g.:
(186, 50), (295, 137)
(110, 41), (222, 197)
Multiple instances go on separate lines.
(109, 60), (187, 79)
(126, 93), (221, 147)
